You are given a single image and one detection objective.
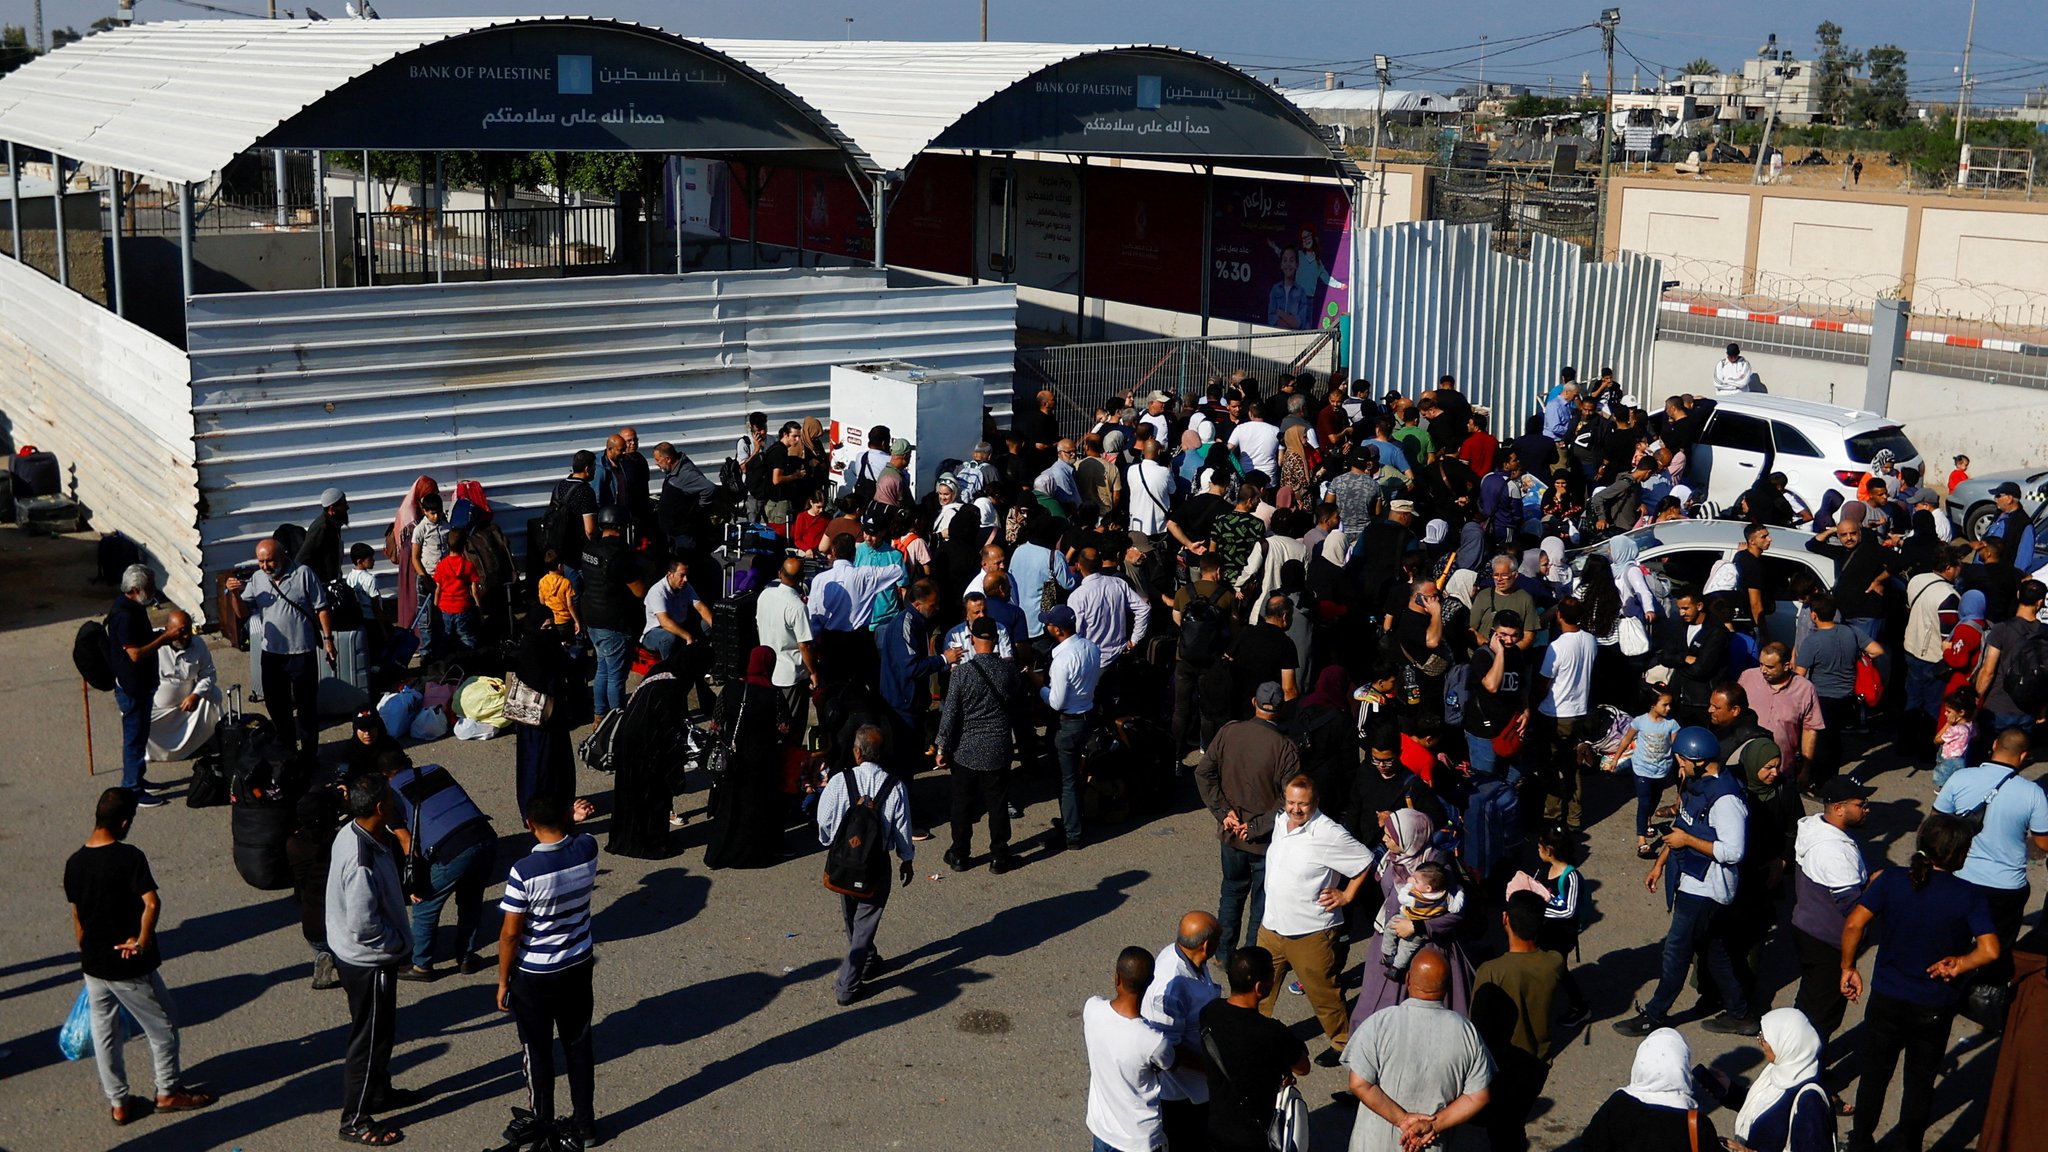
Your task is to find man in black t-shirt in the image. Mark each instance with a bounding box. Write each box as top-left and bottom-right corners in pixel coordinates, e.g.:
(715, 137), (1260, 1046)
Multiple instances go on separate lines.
(1723, 523), (1775, 640)
(1464, 610), (1529, 779)
(548, 451), (600, 571)
(106, 565), (182, 806)
(1017, 390), (1062, 480)
(1169, 473), (1233, 556)
(579, 507), (649, 717)
(1228, 594), (1302, 707)
(64, 788), (214, 1125)
(1199, 946), (1309, 1152)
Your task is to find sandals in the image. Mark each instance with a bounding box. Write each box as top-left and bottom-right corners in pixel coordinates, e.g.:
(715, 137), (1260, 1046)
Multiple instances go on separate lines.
(1654, 803), (1678, 820)
(339, 1121), (404, 1146)
(1637, 841), (1659, 859)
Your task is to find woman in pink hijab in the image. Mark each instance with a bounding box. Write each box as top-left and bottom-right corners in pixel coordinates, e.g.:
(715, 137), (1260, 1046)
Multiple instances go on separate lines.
(387, 476), (440, 634)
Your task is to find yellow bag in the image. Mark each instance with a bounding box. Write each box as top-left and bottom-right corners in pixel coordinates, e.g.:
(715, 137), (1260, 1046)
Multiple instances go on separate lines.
(454, 675), (511, 730)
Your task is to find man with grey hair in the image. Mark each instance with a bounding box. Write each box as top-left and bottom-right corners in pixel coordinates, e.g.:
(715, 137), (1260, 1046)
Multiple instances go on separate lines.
(1143, 910), (1222, 1149)
(147, 610), (222, 764)
(1036, 438), (1082, 516)
(817, 724), (916, 1006)
(107, 564), (185, 806)
(226, 538), (337, 763)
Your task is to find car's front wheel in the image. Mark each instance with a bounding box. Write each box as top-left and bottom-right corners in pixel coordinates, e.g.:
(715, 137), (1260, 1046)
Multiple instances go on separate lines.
(1965, 501), (1997, 542)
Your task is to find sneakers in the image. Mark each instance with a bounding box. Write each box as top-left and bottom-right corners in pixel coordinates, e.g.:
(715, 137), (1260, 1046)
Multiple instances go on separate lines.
(1561, 1004), (1593, 1031)
(459, 953), (488, 976)
(1005, 802), (1024, 820)
(1701, 1011), (1763, 1037)
(1313, 1047), (1342, 1068)
(1286, 978), (1305, 996)
(1612, 1007), (1668, 1037)
(134, 790), (169, 809)
(504, 1107), (546, 1146)
(395, 965), (436, 982)
(312, 952), (341, 991)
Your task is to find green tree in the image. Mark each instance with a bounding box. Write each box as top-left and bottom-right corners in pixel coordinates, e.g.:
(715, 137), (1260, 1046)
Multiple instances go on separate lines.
(1, 24), (27, 47)
(1814, 21), (1864, 125)
(1857, 45), (1909, 128)
(1681, 57), (1719, 76)
(90, 17), (123, 32)
(49, 26), (82, 49)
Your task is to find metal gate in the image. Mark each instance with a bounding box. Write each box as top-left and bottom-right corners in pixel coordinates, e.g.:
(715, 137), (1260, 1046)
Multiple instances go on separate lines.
(1016, 330), (1339, 438)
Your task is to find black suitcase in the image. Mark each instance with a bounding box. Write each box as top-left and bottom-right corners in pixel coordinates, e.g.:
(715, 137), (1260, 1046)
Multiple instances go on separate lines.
(232, 803), (294, 890)
(10, 449), (60, 505)
(186, 688), (247, 809)
(710, 592), (758, 683)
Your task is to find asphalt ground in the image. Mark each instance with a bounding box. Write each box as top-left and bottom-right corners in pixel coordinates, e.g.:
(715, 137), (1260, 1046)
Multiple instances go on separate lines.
(0, 526), (2012, 1152)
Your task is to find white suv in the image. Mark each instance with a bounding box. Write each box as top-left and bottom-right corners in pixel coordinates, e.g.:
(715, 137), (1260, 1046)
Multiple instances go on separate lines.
(1685, 394), (1923, 514)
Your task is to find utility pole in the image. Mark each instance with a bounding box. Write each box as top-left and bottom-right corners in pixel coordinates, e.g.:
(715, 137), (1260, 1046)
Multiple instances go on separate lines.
(1371, 54), (1390, 229)
(1955, 0), (1978, 141)
(1597, 8), (1620, 256)
(844, 17), (853, 40)
(980, 0), (988, 41)
(1753, 66), (1781, 184)
(33, 0), (44, 53)
(1478, 35), (1486, 93)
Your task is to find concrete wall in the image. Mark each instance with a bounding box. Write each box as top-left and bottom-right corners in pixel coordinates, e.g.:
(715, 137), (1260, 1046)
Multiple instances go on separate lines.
(1653, 335), (2048, 475)
(1609, 180), (2048, 323)
(0, 192), (109, 306)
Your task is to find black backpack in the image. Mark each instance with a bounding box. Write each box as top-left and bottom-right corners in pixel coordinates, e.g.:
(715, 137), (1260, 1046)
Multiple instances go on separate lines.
(2001, 625), (2048, 714)
(1178, 586), (1227, 666)
(94, 532), (141, 585)
(73, 619), (117, 691)
(719, 457), (746, 498)
(821, 771), (895, 898)
(745, 451), (775, 500)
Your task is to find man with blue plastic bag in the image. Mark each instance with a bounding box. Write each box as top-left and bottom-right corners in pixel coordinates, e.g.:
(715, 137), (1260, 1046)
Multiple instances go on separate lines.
(63, 787), (215, 1126)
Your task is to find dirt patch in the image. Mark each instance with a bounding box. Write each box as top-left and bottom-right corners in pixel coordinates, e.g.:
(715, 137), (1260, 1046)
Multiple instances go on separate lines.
(957, 1009), (1013, 1035)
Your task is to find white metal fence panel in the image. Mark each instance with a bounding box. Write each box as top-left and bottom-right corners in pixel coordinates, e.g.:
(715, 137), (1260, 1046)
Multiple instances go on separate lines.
(183, 268), (1016, 586)
(0, 256), (203, 614)
(1355, 221), (1661, 434)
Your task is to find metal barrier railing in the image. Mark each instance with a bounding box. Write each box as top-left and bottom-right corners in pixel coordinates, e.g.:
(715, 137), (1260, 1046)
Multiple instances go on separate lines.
(357, 205), (617, 281)
(1016, 330), (1340, 438)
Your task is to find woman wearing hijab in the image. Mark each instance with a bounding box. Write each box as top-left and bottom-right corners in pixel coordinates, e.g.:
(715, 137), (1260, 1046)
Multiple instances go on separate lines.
(798, 416), (831, 476)
(1941, 589), (1989, 700)
(704, 647), (791, 869)
(1605, 535), (1662, 625)
(387, 475), (440, 641)
(1726, 1008), (1833, 1152)
(605, 658), (698, 860)
(1293, 665), (1358, 817)
(1725, 738), (1800, 1005)
(1440, 567), (1479, 662)
(1171, 427), (1206, 498)
(511, 616), (582, 823)
(934, 507), (986, 621)
(1581, 1028), (1719, 1151)
(1348, 810), (1475, 1024)
(1276, 424), (1316, 509)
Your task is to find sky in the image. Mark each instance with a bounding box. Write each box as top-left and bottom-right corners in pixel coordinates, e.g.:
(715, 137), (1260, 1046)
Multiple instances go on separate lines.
(10, 0), (2048, 106)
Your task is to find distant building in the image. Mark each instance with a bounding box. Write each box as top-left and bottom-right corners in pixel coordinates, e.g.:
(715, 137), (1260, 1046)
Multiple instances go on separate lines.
(1284, 86), (1468, 146)
(1609, 54), (1856, 127)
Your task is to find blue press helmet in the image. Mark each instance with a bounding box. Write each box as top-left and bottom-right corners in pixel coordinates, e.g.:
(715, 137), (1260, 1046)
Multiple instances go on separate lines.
(1673, 726), (1720, 763)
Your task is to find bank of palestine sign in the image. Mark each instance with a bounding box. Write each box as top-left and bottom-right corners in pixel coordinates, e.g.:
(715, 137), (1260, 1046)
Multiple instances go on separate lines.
(932, 51), (1335, 170)
(261, 24), (843, 156)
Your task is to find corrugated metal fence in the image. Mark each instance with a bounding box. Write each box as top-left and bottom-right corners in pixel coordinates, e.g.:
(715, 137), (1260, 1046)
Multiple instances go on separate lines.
(183, 268), (1017, 588)
(0, 256), (203, 613)
(1017, 330), (1338, 440)
(1356, 221), (1662, 429)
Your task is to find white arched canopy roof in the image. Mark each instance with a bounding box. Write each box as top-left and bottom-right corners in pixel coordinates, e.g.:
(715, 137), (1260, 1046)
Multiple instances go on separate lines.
(0, 17), (874, 185)
(707, 40), (1357, 178)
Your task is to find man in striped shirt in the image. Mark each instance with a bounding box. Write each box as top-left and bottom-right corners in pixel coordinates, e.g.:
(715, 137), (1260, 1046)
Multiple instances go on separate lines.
(497, 793), (600, 1149)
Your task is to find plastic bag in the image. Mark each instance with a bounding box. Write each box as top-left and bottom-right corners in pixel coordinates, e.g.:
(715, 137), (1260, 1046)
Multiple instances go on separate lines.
(377, 685), (424, 740)
(453, 716), (502, 741)
(455, 675), (511, 729)
(409, 705), (450, 742)
(58, 986), (140, 1061)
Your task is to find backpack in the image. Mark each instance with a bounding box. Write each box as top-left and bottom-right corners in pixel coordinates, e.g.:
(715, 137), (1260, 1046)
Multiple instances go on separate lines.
(1178, 585), (1227, 667)
(273, 521), (309, 561)
(542, 478), (580, 560)
(578, 706), (628, 773)
(73, 618), (118, 691)
(1442, 662), (1470, 728)
(2001, 625), (2048, 715)
(94, 532), (141, 586)
(719, 457), (746, 498)
(822, 771), (895, 898)
(840, 453), (879, 505)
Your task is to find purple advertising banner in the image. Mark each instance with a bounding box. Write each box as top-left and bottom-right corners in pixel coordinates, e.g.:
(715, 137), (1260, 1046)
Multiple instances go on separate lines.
(1208, 176), (1351, 332)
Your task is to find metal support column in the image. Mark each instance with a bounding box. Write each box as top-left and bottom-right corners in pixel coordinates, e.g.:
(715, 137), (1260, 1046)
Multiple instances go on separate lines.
(672, 158), (684, 274)
(433, 153), (445, 284)
(1073, 157), (1087, 340)
(178, 181), (196, 302)
(1348, 177), (1366, 378)
(314, 151), (328, 289)
(555, 152), (568, 277)
(1864, 298), (1909, 416)
(482, 152), (495, 282)
(50, 153), (67, 288)
(1198, 166), (1214, 337)
(5, 141), (19, 262)
(109, 169), (126, 315)
(273, 147), (288, 226)
(747, 168), (760, 270)
(362, 149), (375, 287)
(871, 173), (888, 269)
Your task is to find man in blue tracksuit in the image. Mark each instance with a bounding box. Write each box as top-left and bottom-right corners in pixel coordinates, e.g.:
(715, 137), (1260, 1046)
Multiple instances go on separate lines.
(1612, 725), (1762, 1038)
(876, 579), (962, 781)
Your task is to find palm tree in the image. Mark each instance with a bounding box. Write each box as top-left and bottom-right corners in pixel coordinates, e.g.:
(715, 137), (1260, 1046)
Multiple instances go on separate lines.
(1681, 57), (1720, 76)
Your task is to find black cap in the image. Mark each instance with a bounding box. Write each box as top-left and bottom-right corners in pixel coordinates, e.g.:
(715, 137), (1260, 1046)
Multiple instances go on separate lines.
(1816, 778), (1874, 805)
(968, 617), (1000, 640)
(1991, 481), (2023, 499)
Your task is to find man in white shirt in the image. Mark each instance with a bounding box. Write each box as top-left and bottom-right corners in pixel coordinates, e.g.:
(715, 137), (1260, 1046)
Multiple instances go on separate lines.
(1256, 774), (1375, 1065)
(1139, 391), (1174, 446)
(1039, 606), (1103, 851)
(1713, 342), (1753, 394)
(755, 556), (818, 742)
(1084, 947), (1177, 1152)
(1790, 777), (1872, 1076)
(1127, 443), (1175, 538)
(1226, 408), (1281, 479)
(807, 533), (904, 692)
(1142, 911), (1221, 1150)
(1533, 597), (1599, 829)
(816, 725), (915, 1006)
(640, 558), (713, 662)
(942, 593), (1017, 662)
(148, 611), (223, 763)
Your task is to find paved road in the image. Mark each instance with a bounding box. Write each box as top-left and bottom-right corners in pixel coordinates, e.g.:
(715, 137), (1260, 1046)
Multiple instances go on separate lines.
(0, 527), (2002, 1151)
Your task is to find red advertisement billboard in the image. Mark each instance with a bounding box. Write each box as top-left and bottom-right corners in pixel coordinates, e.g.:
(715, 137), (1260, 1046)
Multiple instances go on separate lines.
(1081, 166), (1202, 315)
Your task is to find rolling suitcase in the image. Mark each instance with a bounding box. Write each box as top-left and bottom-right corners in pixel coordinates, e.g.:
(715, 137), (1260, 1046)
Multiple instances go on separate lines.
(9, 448), (61, 505)
(318, 629), (370, 716)
(710, 591), (758, 684)
(186, 686), (245, 808)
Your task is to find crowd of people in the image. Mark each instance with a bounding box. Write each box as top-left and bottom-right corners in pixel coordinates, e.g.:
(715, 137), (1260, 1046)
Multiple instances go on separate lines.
(68, 363), (2048, 1150)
